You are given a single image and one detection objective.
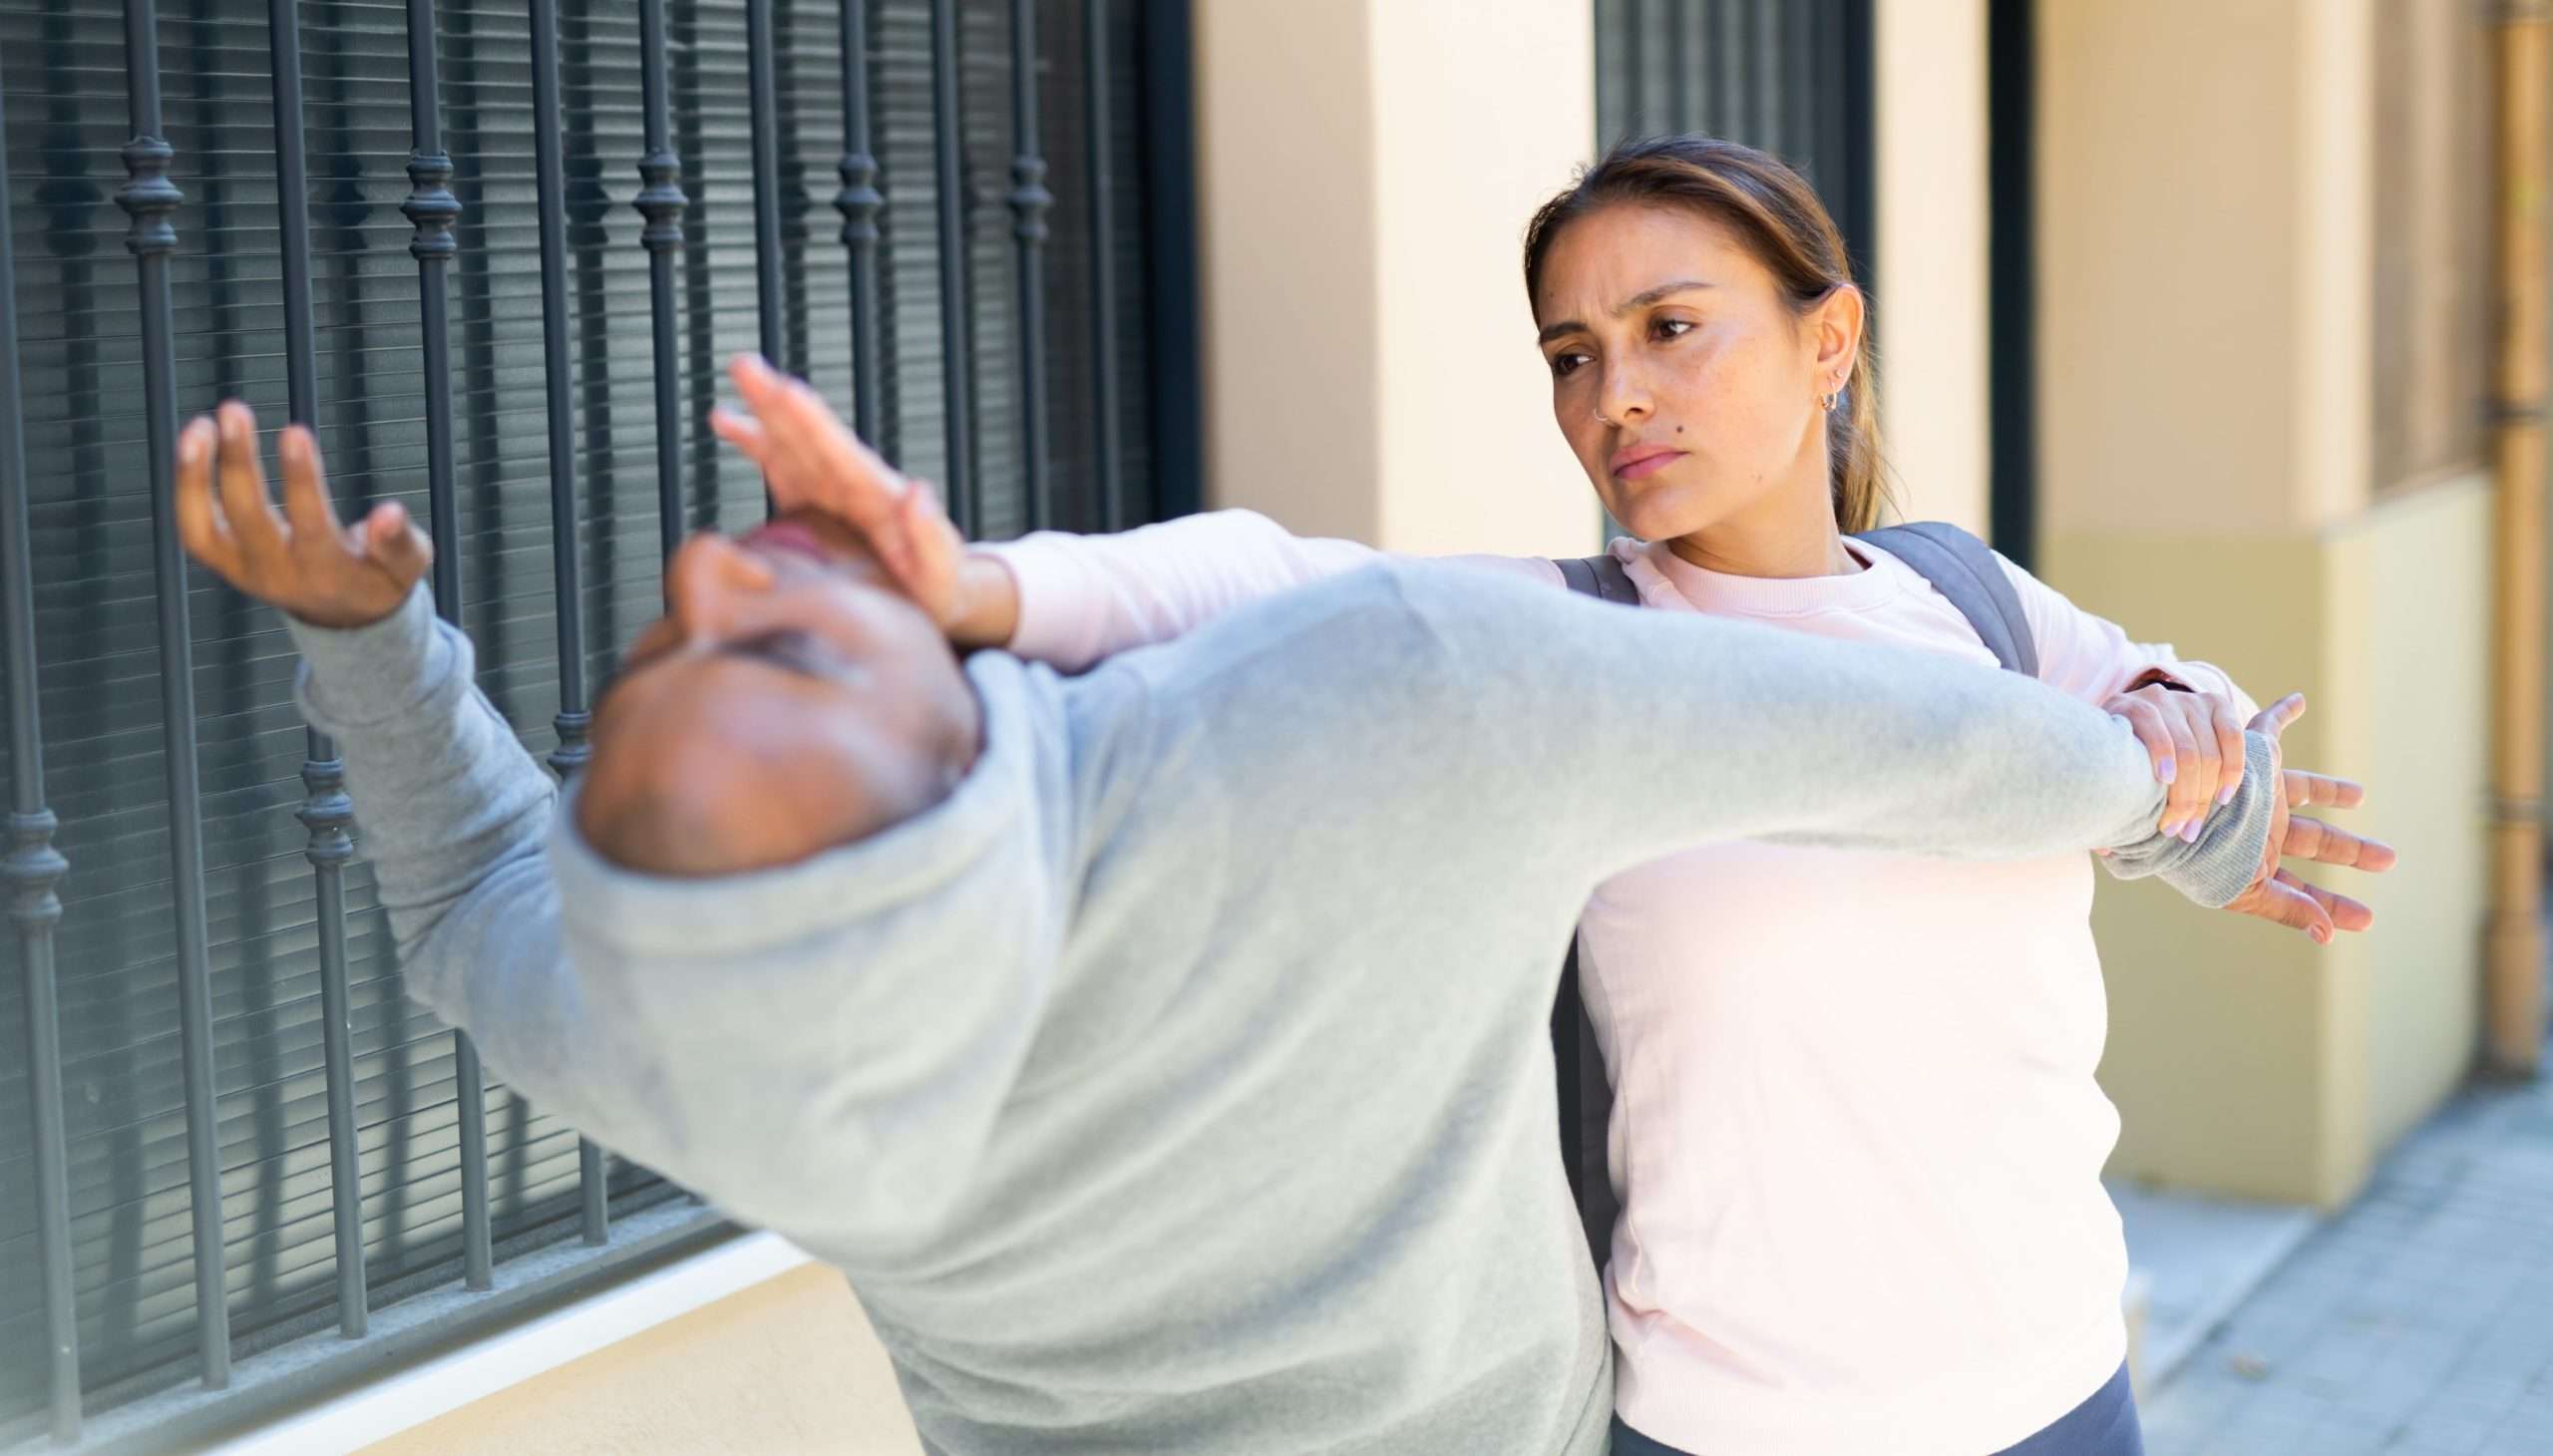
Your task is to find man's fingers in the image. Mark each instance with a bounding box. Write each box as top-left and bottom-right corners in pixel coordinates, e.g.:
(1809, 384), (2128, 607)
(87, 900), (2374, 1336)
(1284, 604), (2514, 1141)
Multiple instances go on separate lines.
(361, 501), (432, 586)
(2254, 876), (2336, 943)
(174, 415), (241, 576)
(2281, 817), (2397, 874)
(2274, 871), (2375, 934)
(214, 400), (288, 567)
(276, 425), (343, 542)
(2282, 771), (2366, 812)
(2247, 691), (2308, 739)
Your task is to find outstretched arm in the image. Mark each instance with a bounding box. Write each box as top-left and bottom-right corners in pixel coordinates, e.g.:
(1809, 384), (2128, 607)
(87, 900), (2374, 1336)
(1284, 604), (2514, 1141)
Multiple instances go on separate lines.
(177, 404), (642, 1144)
(709, 352), (1553, 670)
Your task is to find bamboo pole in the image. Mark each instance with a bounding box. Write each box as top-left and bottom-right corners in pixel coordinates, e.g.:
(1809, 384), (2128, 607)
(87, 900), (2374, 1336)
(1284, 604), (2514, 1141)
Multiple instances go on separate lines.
(2486, 0), (2549, 1077)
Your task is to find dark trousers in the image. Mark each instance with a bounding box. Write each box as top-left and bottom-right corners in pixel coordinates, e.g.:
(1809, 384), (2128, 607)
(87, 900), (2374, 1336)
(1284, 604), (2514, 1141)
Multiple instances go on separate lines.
(1609, 1361), (2144, 1456)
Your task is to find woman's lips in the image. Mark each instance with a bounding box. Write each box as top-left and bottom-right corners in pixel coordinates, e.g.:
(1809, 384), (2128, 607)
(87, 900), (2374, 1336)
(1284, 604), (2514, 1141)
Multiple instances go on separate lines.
(1612, 448), (1686, 482)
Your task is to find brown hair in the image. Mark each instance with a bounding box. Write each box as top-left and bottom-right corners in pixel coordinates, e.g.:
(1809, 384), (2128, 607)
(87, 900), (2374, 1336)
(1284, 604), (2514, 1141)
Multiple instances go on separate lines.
(1522, 135), (1890, 533)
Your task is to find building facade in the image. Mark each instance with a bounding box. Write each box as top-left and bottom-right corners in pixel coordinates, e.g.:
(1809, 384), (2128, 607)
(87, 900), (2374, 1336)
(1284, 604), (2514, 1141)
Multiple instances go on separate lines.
(0, 1), (2518, 1450)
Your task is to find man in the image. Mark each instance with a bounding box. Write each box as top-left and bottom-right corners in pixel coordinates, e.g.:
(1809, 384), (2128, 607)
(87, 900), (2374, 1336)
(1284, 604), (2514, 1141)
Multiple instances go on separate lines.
(173, 376), (2361, 1455)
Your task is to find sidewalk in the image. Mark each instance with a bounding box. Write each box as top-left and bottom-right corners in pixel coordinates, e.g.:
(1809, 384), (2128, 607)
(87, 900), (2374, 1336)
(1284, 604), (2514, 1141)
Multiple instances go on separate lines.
(2139, 1047), (2553, 1455)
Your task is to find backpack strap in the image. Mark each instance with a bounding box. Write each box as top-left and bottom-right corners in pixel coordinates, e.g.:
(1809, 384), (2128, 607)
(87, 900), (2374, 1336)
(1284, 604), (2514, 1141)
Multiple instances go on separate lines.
(1850, 522), (2040, 678)
(1556, 552), (1641, 606)
(1551, 943), (1619, 1271)
(1552, 555), (1636, 1271)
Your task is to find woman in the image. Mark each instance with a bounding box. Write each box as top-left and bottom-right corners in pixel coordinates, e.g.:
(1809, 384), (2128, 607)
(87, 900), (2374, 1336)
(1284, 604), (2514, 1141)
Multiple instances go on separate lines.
(717, 137), (2391, 1455)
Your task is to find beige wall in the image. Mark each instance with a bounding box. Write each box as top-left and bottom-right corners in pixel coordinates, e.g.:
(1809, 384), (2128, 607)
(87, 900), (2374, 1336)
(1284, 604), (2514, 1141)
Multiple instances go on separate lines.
(1873, 0), (1990, 537)
(2053, 482), (2492, 1208)
(363, 1266), (919, 1456)
(1196, 0), (1598, 555)
(2039, 0), (2486, 1208)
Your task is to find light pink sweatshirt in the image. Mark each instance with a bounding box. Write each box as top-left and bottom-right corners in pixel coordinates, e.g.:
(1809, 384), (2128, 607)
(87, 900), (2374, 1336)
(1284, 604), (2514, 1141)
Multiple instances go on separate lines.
(987, 511), (2255, 1456)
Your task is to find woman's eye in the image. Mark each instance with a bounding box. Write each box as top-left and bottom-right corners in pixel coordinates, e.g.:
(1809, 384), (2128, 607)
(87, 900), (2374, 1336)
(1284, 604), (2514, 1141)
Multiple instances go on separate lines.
(1548, 351), (1590, 378)
(1653, 317), (1694, 341)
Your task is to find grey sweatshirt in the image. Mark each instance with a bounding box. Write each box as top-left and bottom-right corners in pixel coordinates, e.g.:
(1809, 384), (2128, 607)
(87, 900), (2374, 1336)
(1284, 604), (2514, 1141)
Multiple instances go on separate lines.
(291, 559), (2272, 1456)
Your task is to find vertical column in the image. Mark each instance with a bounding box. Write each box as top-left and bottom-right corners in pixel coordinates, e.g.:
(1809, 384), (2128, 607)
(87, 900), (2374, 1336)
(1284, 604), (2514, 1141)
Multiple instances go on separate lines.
(529, 0), (608, 1243)
(0, 63), (83, 1445)
(269, 0), (368, 1340)
(835, 0), (886, 445)
(399, 0), (493, 1292)
(1082, 0), (1122, 528)
(1006, 0), (1052, 529)
(929, 0), (976, 535)
(746, 0), (786, 370)
(636, 0), (688, 562)
(118, 0), (232, 1390)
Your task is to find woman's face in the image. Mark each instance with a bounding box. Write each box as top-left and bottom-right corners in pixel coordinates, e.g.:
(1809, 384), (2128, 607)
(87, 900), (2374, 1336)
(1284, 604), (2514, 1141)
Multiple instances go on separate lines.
(1532, 202), (1854, 545)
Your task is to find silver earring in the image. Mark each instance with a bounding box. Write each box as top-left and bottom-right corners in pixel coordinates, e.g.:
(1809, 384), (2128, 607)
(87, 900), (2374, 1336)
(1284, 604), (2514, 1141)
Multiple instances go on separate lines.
(1818, 390), (1840, 413)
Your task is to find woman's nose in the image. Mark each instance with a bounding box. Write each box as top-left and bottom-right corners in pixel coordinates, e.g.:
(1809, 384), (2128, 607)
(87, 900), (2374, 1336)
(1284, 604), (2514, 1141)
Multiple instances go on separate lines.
(665, 532), (776, 643)
(1597, 361), (1652, 426)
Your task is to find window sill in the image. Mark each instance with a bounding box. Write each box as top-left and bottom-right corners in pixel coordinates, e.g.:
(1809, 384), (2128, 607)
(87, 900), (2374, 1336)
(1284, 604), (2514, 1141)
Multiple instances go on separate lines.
(195, 1229), (813, 1456)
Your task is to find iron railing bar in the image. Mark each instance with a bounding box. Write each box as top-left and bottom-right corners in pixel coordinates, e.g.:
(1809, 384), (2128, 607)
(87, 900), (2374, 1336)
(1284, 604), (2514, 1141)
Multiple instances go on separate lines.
(529, 0), (607, 1245)
(1617, 0), (1642, 136)
(746, 0), (786, 373)
(0, 58), (84, 1445)
(1084, 0), (1122, 529)
(1715, 0), (1743, 139)
(637, 0), (688, 564)
(1752, 0), (1779, 146)
(1008, 0), (1053, 529)
(119, 0), (232, 1391)
(836, 0), (886, 445)
(929, 0), (976, 535)
(399, 0), (493, 1293)
(269, 0), (369, 1341)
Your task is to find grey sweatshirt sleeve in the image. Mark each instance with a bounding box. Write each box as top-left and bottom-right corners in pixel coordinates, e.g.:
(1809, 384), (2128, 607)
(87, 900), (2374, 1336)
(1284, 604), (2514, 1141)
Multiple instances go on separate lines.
(1252, 561), (2272, 908)
(284, 586), (622, 1136)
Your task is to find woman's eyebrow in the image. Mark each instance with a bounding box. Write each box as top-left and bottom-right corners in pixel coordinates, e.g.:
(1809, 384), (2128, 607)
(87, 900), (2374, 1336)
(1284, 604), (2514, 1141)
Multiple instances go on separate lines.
(1536, 279), (1714, 345)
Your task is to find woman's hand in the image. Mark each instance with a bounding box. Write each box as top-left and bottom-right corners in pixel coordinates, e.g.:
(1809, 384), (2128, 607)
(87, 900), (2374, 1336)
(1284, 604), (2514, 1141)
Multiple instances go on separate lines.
(2103, 678), (2249, 843)
(2219, 693), (2396, 944)
(174, 401), (432, 629)
(708, 354), (1018, 647)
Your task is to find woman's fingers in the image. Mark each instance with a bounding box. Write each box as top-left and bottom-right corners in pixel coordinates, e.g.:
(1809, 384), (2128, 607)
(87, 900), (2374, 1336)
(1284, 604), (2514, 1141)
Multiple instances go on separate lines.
(2168, 701), (2215, 843)
(895, 478), (962, 607)
(2116, 694), (2207, 838)
(2210, 697), (2248, 806)
(768, 372), (906, 528)
(708, 405), (772, 463)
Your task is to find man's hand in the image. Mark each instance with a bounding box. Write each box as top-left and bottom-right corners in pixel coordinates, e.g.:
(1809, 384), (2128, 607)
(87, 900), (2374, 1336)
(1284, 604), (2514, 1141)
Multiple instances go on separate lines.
(2220, 693), (2397, 944)
(708, 354), (1017, 646)
(176, 401), (432, 629)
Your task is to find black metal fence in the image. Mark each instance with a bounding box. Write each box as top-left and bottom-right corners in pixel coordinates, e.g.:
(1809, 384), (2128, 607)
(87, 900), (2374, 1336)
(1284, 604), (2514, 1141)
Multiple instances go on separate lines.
(0, 1), (1191, 1447)
(1595, 0), (1876, 284)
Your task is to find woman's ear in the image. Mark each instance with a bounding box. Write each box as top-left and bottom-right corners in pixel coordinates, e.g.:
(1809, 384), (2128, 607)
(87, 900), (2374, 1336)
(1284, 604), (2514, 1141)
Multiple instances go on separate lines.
(1811, 283), (1865, 387)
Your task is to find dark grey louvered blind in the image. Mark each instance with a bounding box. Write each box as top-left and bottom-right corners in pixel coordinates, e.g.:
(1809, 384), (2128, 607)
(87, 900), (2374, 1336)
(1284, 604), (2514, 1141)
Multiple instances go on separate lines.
(1593, 0), (1875, 283)
(0, 0), (1176, 1443)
